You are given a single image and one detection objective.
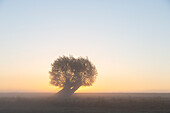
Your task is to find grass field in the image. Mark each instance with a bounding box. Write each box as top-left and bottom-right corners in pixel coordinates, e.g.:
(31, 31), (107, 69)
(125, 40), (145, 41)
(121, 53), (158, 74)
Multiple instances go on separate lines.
(0, 93), (170, 113)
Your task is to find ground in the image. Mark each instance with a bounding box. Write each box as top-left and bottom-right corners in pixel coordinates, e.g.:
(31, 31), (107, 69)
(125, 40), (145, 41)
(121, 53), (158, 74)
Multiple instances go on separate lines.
(0, 93), (170, 113)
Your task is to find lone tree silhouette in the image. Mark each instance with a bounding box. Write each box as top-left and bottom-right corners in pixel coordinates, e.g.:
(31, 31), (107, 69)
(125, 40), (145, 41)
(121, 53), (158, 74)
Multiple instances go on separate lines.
(49, 56), (97, 97)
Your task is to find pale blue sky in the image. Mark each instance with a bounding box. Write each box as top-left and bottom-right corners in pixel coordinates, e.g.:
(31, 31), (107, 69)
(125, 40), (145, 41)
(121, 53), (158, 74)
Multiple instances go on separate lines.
(0, 0), (170, 92)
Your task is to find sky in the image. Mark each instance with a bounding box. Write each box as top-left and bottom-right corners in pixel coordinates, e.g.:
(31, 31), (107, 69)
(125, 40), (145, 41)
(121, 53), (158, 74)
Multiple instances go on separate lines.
(0, 0), (170, 93)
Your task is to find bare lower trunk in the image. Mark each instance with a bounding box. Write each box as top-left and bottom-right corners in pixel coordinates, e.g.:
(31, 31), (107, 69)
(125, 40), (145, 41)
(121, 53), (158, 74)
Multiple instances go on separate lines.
(57, 82), (81, 97)
(57, 86), (71, 97)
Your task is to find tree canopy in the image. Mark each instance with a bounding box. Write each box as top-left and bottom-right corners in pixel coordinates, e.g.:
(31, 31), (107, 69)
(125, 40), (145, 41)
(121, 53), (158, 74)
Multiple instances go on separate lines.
(49, 56), (97, 90)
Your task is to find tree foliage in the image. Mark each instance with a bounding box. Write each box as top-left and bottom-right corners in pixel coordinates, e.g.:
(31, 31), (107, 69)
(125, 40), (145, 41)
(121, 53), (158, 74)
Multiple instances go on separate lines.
(49, 56), (97, 89)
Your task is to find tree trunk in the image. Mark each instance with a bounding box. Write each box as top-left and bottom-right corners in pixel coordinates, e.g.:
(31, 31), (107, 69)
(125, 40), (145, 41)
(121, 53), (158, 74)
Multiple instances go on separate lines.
(69, 81), (81, 94)
(57, 86), (71, 97)
(57, 81), (81, 97)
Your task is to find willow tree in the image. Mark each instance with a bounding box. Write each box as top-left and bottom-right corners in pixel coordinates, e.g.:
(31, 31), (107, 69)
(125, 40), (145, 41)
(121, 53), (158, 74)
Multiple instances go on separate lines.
(49, 56), (97, 97)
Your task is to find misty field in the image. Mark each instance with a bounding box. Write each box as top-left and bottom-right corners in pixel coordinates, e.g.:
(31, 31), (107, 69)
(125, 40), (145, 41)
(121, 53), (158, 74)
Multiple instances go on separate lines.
(0, 93), (170, 113)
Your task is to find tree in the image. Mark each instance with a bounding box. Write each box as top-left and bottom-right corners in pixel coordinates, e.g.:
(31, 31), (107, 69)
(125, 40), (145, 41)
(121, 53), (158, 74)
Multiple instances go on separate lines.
(49, 55), (97, 97)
